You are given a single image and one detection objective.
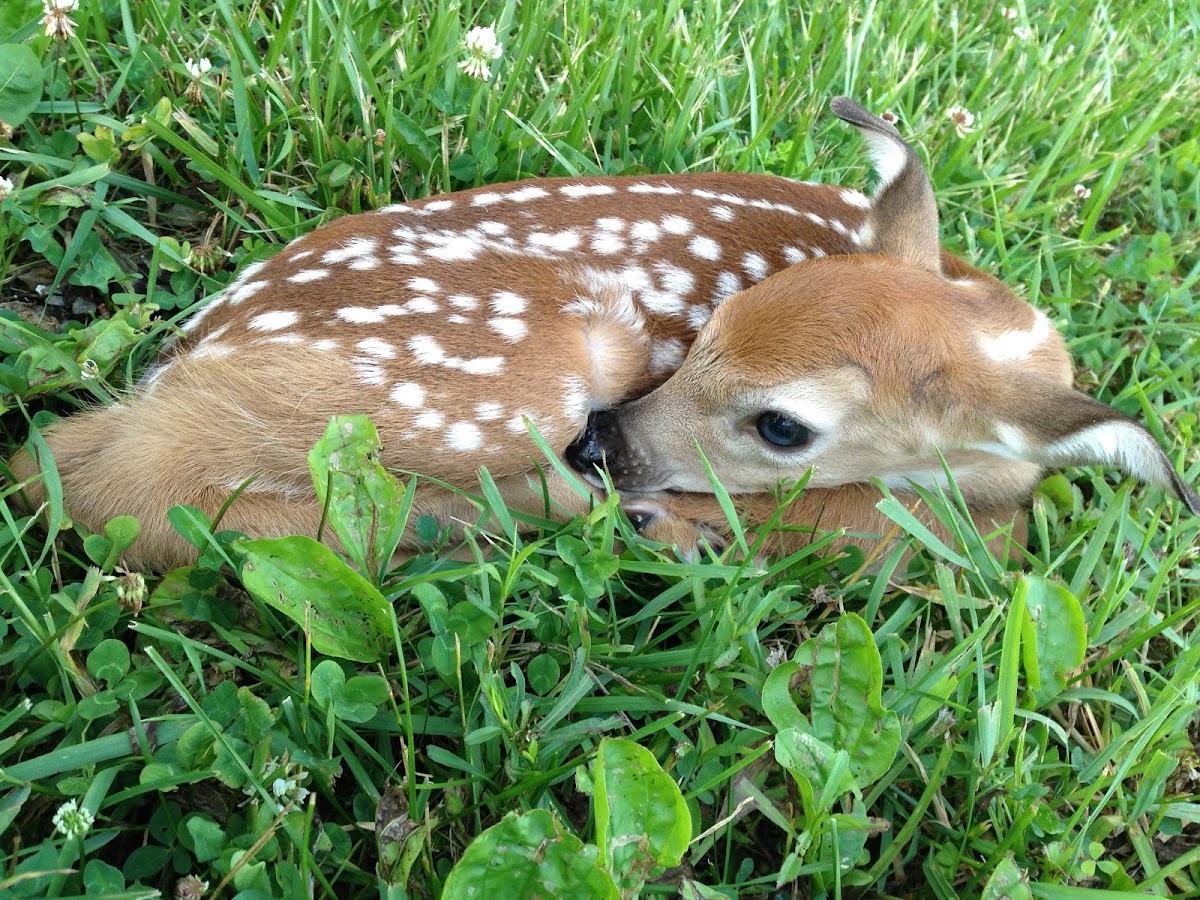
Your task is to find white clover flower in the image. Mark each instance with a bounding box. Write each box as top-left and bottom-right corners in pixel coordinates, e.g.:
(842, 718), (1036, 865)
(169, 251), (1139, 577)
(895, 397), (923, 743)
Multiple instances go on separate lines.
(1014, 25), (1033, 41)
(1074, 183), (1092, 200)
(946, 105), (976, 138)
(184, 58), (212, 80)
(0, 175), (13, 201)
(458, 25), (503, 81)
(765, 643), (788, 670)
(1000, 6), (1018, 18)
(251, 754), (312, 811)
(175, 875), (210, 900)
(52, 799), (94, 839)
(42, 0), (78, 39)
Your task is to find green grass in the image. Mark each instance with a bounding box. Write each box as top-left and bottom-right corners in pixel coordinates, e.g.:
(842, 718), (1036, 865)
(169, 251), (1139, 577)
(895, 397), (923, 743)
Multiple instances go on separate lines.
(1, 0), (1199, 897)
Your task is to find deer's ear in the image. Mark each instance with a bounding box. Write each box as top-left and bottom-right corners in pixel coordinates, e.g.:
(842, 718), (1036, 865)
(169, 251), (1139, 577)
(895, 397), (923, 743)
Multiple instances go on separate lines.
(978, 381), (1200, 514)
(830, 97), (941, 274)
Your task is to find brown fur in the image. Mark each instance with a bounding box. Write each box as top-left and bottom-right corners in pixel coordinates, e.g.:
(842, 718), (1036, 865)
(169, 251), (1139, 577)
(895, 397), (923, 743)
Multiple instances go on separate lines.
(9, 99), (1195, 571)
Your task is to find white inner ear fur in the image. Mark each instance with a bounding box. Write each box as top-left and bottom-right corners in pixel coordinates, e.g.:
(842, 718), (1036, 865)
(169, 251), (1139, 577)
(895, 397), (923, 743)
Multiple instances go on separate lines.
(981, 420), (1177, 490)
(861, 131), (908, 190)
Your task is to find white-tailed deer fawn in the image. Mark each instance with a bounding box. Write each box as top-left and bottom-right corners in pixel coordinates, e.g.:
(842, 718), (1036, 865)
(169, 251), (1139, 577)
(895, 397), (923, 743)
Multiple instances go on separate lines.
(11, 98), (1198, 570)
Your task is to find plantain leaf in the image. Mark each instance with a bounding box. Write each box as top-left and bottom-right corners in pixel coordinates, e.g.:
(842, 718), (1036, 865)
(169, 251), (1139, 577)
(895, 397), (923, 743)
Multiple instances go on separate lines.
(593, 737), (691, 895)
(1019, 574), (1086, 707)
(441, 809), (618, 900)
(790, 613), (901, 788)
(308, 415), (409, 583)
(237, 535), (392, 662)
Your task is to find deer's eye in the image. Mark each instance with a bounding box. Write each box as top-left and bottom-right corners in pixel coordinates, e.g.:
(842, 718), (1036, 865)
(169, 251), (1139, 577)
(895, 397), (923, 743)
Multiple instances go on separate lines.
(756, 412), (812, 449)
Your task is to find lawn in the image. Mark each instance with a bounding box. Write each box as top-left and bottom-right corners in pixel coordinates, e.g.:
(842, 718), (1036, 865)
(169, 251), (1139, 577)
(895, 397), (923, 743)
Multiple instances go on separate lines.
(1, 0), (1199, 897)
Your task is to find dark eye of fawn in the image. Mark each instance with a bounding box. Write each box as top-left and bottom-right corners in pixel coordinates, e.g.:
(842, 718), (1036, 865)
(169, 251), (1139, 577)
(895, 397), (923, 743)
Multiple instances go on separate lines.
(756, 412), (812, 449)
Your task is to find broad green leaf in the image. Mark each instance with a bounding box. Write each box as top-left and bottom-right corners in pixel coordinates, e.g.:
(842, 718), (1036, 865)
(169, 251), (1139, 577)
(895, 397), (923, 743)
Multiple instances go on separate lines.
(761, 660), (805, 731)
(796, 614), (901, 787)
(0, 43), (41, 128)
(593, 738), (691, 894)
(238, 535), (392, 663)
(308, 415), (409, 581)
(85, 639), (130, 686)
(981, 854), (1032, 899)
(184, 814), (226, 863)
(774, 726), (860, 821)
(527, 654), (561, 695)
(1019, 574), (1086, 707)
(441, 809), (618, 900)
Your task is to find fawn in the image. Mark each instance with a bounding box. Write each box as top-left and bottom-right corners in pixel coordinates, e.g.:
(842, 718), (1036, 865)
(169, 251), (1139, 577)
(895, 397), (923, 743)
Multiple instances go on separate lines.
(10, 98), (1198, 570)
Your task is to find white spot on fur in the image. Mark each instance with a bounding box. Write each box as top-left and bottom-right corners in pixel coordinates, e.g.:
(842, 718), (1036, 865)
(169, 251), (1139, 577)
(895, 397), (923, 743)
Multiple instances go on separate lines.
(460, 356), (504, 375)
(472, 191), (504, 206)
(337, 307), (385, 324)
(782, 246), (807, 265)
(560, 183), (616, 198)
(630, 221), (661, 244)
(446, 422), (484, 451)
(661, 215), (692, 235)
(414, 410), (444, 429)
(423, 235), (479, 261)
(510, 186), (550, 202)
(424, 199), (454, 211)
(689, 236), (722, 261)
(742, 252), (769, 282)
(710, 205), (735, 222)
(977, 310), (1052, 362)
(592, 232), (626, 255)
(488, 317), (527, 342)
(404, 297), (439, 314)
(357, 338), (396, 358)
(391, 382), (426, 408)
(595, 217), (625, 232)
(450, 294), (479, 310)
(655, 261), (695, 297)
(475, 401), (503, 421)
(628, 182), (680, 195)
(842, 189), (871, 209)
(227, 280), (270, 305)
(348, 256), (380, 270)
(313, 339), (339, 350)
(249, 310), (299, 331)
(291, 250), (313, 261)
(687, 304), (712, 330)
(714, 272), (742, 301)
(448, 314), (470, 324)
(491, 292), (527, 315)
(528, 230), (580, 252)
(323, 238), (379, 265)
(288, 269), (329, 284)
(262, 334), (304, 345)
(407, 277), (440, 293)
(478, 221), (508, 235)
(408, 334), (447, 364)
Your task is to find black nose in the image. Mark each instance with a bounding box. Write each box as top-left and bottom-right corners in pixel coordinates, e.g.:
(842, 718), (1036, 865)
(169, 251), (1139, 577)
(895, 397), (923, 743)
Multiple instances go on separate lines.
(565, 410), (620, 474)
